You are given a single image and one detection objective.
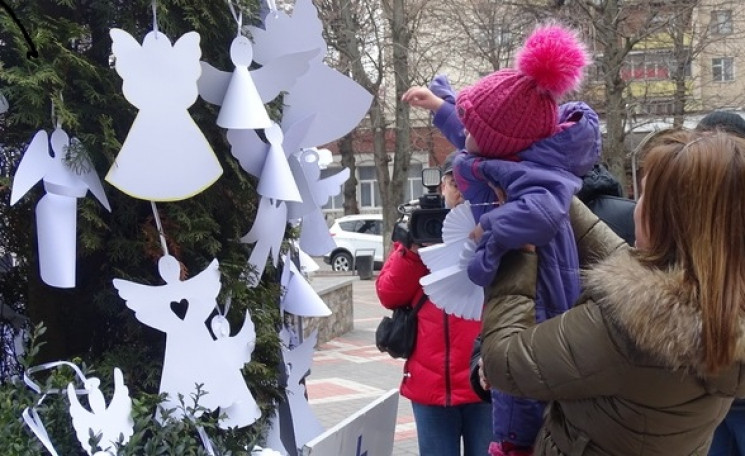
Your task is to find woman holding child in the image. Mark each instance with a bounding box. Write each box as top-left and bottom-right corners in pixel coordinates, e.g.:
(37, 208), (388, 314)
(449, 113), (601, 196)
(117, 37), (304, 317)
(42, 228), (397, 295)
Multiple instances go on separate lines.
(480, 129), (745, 454)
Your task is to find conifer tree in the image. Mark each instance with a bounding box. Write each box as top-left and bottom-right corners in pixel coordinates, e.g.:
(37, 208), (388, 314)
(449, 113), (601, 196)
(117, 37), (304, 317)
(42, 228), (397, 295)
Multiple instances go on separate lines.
(0, 0), (286, 452)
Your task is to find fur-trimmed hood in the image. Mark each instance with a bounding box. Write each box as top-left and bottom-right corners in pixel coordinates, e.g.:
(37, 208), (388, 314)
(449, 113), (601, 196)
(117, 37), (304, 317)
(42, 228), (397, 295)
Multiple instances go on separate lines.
(584, 249), (745, 386)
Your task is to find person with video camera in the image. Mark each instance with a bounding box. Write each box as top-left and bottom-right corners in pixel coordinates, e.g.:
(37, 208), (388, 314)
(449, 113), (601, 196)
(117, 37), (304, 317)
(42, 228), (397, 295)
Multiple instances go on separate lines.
(375, 153), (492, 456)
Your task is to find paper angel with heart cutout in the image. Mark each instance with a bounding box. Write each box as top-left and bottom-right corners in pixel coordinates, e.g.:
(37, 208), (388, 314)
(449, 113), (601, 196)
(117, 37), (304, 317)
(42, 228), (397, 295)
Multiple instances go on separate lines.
(419, 202), (484, 320)
(249, 0), (373, 148)
(112, 255), (260, 429)
(67, 368), (134, 455)
(197, 34), (316, 130)
(107, 29), (222, 201)
(10, 127), (111, 288)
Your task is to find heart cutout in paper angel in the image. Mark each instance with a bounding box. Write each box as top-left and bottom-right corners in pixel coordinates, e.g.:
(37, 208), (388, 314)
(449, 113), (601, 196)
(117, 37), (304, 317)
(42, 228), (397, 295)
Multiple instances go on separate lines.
(419, 202), (484, 320)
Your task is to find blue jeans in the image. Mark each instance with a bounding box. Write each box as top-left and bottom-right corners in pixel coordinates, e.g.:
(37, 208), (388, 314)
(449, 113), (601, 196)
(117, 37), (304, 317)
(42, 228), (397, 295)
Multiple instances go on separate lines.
(412, 401), (492, 456)
(710, 407), (745, 456)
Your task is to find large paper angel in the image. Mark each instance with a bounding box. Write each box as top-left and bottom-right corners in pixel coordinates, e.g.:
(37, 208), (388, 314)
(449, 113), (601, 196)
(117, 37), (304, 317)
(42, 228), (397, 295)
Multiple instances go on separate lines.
(10, 127), (111, 288)
(419, 202), (484, 320)
(67, 368), (134, 455)
(197, 34), (316, 131)
(249, 0), (373, 148)
(107, 29), (222, 201)
(112, 255), (260, 429)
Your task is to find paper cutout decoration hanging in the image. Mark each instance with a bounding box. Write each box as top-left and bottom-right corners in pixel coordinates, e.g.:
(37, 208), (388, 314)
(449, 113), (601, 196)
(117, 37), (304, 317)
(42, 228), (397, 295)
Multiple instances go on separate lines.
(419, 202), (484, 320)
(286, 147), (349, 256)
(227, 118), (349, 258)
(0, 93), (8, 114)
(197, 35), (316, 130)
(281, 329), (324, 448)
(227, 122), (302, 201)
(107, 29), (222, 202)
(10, 127), (111, 288)
(241, 196), (287, 287)
(280, 250), (331, 317)
(112, 255), (260, 429)
(67, 367), (134, 455)
(249, 0), (373, 148)
(227, 118), (313, 287)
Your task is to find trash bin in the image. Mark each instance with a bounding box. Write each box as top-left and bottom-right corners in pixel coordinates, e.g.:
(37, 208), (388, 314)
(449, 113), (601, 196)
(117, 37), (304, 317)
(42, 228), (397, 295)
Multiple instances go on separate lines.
(355, 253), (374, 280)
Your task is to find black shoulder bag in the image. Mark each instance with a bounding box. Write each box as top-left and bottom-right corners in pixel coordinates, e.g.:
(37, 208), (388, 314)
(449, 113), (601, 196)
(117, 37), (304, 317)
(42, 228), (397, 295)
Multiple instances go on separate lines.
(375, 294), (428, 359)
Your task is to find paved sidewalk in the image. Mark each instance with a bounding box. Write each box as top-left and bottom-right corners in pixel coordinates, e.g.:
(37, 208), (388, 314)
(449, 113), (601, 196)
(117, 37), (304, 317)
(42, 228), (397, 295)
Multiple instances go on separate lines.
(305, 273), (420, 455)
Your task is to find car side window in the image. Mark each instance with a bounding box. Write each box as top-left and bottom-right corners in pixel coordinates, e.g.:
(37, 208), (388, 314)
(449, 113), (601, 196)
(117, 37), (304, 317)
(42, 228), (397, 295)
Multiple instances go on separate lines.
(371, 221), (382, 235)
(339, 221), (356, 232)
(358, 220), (375, 234)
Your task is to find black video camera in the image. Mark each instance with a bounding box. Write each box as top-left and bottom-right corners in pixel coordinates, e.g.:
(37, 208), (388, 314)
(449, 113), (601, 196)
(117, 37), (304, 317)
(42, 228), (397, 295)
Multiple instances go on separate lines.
(391, 167), (450, 247)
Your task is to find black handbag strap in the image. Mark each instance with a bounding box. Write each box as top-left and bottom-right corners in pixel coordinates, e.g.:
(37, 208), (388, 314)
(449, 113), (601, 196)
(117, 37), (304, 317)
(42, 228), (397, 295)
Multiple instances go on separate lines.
(412, 294), (428, 314)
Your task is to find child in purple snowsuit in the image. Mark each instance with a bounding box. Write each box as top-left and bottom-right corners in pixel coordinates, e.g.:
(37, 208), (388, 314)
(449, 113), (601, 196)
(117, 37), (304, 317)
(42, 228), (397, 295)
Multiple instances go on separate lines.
(407, 24), (601, 455)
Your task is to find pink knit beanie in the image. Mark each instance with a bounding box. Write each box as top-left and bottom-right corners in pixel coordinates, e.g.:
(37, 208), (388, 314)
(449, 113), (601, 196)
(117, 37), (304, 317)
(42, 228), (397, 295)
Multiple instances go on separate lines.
(456, 24), (589, 159)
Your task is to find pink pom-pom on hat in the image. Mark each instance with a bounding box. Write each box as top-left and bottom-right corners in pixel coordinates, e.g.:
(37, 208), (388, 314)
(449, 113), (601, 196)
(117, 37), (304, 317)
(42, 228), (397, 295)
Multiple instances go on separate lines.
(456, 24), (589, 159)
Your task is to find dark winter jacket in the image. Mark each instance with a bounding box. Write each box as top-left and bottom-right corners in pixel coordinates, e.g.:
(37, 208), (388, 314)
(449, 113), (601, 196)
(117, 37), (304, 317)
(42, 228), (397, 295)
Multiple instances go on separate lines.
(481, 199), (745, 455)
(577, 164), (636, 246)
(376, 242), (483, 407)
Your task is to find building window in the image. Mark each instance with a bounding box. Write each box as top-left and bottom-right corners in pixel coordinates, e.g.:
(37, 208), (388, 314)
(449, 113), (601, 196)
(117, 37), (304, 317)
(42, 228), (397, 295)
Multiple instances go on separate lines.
(712, 57), (734, 82)
(320, 167), (345, 211)
(710, 10), (733, 35)
(621, 53), (672, 81)
(404, 163), (424, 203)
(358, 165), (381, 209)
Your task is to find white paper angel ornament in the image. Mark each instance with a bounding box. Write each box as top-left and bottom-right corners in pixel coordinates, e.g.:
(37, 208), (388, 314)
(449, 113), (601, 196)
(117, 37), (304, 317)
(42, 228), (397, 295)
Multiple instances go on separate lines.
(279, 250), (330, 317)
(281, 329), (324, 447)
(249, 0), (373, 148)
(107, 28), (222, 201)
(67, 368), (134, 455)
(198, 34), (317, 130)
(419, 202), (484, 320)
(10, 126), (111, 288)
(112, 255), (261, 429)
(286, 147), (349, 256)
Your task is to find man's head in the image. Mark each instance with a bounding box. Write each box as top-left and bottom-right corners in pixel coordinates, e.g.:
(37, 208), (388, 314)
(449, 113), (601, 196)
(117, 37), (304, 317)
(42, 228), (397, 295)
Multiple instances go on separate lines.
(696, 110), (745, 138)
(440, 151), (463, 208)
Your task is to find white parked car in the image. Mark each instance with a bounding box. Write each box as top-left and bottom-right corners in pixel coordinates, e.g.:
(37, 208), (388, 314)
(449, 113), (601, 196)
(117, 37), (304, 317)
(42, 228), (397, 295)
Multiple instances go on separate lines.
(324, 214), (384, 272)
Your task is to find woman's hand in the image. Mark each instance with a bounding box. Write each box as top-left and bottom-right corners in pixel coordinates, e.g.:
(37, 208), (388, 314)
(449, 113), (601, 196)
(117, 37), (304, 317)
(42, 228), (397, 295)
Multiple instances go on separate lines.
(478, 358), (491, 391)
(469, 223), (485, 243)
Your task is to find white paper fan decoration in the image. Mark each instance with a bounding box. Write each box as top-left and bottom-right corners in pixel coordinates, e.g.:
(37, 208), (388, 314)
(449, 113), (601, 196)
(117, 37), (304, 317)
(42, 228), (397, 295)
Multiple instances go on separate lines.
(419, 202), (484, 320)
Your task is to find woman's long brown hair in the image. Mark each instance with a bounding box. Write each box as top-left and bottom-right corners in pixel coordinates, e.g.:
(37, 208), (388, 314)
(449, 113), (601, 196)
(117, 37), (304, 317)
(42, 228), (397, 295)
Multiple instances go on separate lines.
(639, 130), (745, 373)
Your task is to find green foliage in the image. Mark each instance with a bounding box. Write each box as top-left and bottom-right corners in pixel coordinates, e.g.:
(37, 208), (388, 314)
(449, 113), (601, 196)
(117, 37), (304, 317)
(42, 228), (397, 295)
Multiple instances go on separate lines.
(0, 0), (290, 453)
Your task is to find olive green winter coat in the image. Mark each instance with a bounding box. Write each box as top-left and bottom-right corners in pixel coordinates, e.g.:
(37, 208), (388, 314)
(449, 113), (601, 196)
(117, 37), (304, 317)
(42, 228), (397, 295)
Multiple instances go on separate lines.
(481, 199), (745, 455)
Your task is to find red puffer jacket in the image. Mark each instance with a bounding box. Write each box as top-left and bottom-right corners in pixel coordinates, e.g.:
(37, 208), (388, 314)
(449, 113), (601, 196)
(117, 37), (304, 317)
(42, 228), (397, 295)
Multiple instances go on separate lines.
(376, 242), (483, 406)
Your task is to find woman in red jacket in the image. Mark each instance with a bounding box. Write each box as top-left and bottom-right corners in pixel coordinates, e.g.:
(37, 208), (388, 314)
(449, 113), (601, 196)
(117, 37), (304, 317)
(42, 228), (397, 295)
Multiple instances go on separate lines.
(375, 162), (492, 456)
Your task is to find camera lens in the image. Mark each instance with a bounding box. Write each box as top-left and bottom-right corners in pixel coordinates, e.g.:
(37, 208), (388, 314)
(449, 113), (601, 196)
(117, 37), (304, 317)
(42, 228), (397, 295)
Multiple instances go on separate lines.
(423, 218), (443, 238)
